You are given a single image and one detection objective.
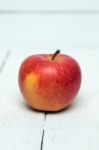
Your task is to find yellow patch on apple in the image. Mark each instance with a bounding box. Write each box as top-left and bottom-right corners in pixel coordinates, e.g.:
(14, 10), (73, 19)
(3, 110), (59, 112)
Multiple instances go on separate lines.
(24, 73), (38, 97)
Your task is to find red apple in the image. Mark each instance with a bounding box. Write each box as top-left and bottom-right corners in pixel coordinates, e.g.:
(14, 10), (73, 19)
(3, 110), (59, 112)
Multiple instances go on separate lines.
(18, 50), (81, 111)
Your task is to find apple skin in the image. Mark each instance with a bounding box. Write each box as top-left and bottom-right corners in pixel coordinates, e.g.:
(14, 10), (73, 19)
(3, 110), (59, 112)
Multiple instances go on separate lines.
(18, 53), (81, 112)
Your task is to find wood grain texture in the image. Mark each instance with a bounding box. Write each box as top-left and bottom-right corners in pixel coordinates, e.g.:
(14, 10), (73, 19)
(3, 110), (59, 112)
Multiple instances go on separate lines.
(42, 50), (99, 150)
(0, 50), (99, 150)
(0, 51), (45, 150)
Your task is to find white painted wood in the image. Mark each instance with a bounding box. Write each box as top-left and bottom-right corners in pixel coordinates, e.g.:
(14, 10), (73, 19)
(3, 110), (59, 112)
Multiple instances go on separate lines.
(0, 0), (99, 11)
(0, 51), (44, 150)
(43, 50), (99, 150)
(0, 49), (99, 149)
(0, 14), (99, 51)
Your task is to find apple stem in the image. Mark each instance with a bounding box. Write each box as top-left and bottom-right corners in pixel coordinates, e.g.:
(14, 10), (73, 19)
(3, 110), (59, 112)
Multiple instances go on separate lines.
(52, 49), (60, 60)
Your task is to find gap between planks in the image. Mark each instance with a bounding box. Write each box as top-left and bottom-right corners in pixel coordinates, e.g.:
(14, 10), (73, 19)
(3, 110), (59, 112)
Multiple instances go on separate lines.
(0, 51), (47, 150)
(40, 113), (47, 150)
(1, 10), (99, 15)
(0, 51), (11, 73)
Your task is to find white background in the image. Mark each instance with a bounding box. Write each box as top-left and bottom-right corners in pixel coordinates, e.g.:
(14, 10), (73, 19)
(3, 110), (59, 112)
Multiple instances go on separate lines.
(0, 0), (99, 51)
(0, 0), (99, 11)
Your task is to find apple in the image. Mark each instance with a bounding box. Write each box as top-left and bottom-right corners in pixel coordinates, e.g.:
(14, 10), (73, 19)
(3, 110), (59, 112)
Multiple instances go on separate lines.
(18, 50), (81, 112)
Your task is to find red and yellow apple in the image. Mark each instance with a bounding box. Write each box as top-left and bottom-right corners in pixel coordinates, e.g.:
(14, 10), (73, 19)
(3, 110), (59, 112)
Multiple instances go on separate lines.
(18, 50), (81, 111)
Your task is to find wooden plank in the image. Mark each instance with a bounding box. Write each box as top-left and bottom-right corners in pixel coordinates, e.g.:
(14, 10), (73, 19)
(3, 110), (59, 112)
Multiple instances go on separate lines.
(42, 50), (99, 150)
(0, 0), (99, 11)
(0, 51), (45, 150)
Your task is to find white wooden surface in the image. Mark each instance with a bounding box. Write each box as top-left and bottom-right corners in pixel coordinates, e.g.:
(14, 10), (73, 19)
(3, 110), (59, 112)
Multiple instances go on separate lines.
(0, 49), (99, 150)
(0, 50), (45, 150)
(43, 50), (99, 150)
(0, 0), (99, 11)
